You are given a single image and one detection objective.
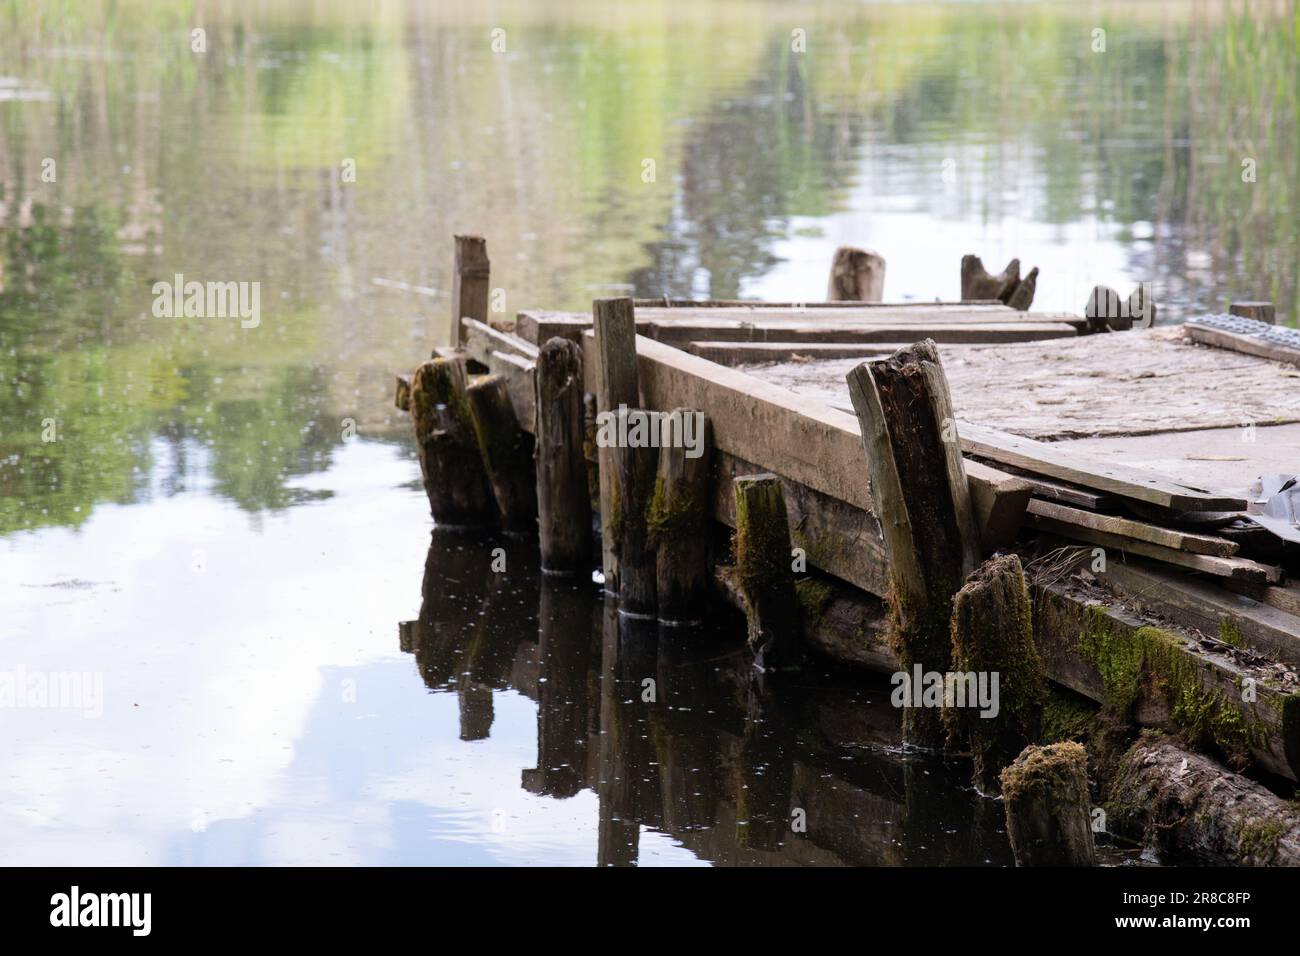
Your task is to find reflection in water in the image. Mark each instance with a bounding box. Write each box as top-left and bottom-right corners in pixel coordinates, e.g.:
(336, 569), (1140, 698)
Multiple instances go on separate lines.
(401, 531), (1014, 866)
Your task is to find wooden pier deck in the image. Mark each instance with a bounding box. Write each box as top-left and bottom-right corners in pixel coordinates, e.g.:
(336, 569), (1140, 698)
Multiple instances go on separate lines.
(396, 237), (1300, 865)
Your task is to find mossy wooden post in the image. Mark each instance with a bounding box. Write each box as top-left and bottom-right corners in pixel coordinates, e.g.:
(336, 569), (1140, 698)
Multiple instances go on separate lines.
(733, 474), (799, 667)
(1000, 742), (1098, 867)
(452, 234), (490, 347)
(593, 298), (640, 594)
(946, 554), (1047, 793)
(827, 246), (885, 302)
(534, 338), (592, 573)
(650, 409), (711, 625)
(466, 374), (537, 533)
(613, 406), (658, 618)
(409, 356), (495, 527)
(845, 339), (981, 747)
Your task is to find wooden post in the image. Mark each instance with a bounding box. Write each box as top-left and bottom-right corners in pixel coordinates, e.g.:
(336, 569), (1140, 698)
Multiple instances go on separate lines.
(945, 554), (1047, 794)
(1005, 265), (1038, 311)
(827, 246), (886, 302)
(1000, 742), (1098, 866)
(845, 340), (980, 747)
(733, 474), (799, 668)
(593, 297), (640, 593)
(649, 409), (711, 625)
(408, 356), (496, 527)
(465, 374), (537, 533)
(1230, 301), (1276, 325)
(961, 254), (1019, 301)
(534, 338), (592, 573)
(612, 406), (659, 618)
(451, 235), (490, 347)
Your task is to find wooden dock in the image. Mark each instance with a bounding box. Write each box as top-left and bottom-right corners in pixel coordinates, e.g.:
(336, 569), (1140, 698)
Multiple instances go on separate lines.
(396, 236), (1300, 866)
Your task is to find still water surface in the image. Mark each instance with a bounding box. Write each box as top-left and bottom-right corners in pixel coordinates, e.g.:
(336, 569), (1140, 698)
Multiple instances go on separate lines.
(1, 0), (1294, 864)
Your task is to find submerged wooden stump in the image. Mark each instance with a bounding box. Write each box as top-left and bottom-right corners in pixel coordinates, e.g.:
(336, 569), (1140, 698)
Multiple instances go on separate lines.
(1000, 742), (1097, 867)
(649, 409), (711, 625)
(409, 356), (496, 527)
(466, 374), (537, 532)
(827, 246), (886, 302)
(945, 554), (1047, 794)
(535, 338), (592, 573)
(733, 474), (799, 668)
(613, 406), (659, 617)
(845, 340), (980, 747)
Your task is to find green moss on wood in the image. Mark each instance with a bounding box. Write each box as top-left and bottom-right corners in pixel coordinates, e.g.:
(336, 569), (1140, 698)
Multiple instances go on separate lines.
(1041, 688), (1100, 744)
(1238, 817), (1284, 861)
(1217, 617), (1243, 647)
(795, 578), (834, 632)
(646, 474), (703, 545)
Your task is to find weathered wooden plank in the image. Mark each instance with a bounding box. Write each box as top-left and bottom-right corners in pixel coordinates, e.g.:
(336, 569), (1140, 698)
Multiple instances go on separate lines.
(1030, 513), (1281, 584)
(958, 420), (1248, 513)
(1186, 322), (1300, 368)
(1097, 559), (1300, 669)
(635, 298), (1009, 310)
(461, 317), (539, 363)
(451, 235), (490, 347)
(1026, 499), (1239, 557)
(481, 350), (535, 433)
(687, 341), (907, 365)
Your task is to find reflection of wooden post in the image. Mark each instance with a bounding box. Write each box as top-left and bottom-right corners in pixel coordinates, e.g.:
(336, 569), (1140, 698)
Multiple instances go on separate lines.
(535, 338), (592, 572)
(409, 356), (495, 527)
(845, 341), (980, 748)
(1000, 743), (1097, 867)
(650, 410), (711, 625)
(452, 235), (490, 346)
(736, 675), (795, 851)
(466, 374), (536, 532)
(827, 246), (885, 302)
(613, 406), (659, 618)
(733, 475), (798, 667)
(1230, 301), (1276, 325)
(593, 298), (640, 593)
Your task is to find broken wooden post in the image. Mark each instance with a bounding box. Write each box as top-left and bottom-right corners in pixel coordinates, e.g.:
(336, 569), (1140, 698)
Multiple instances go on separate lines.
(733, 474), (799, 668)
(1000, 742), (1097, 866)
(465, 374), (537, 533)
(1084, 284), (1153, 333)
(649, 409), (711, 625)
(593, 297), (640, 593)
(409, 356), (496, 527)
(612, 406), (658, 618)
(827, 246), (886, 302)
(945, 554), (1047, 794)
(452, 234), (490, 347)
(961, 255), (1019, 301)
(1005, 265), (1038, 311)
(1230, 301), (1276, 325)
(845, 339), (981, 747)
(534, 338), (592, 573)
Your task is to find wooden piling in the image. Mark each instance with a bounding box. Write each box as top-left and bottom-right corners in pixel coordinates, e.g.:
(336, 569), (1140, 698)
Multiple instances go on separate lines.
(1000, 742), (1098, 867)
(465, 374), (537, 533)
(593, 297), (640, 592)
(945, 554), (1047, 794)
(1005, 265), (1038, 311)
(409, 356), (496, 527)
(1230, 301), (1276, 325)
(649, 409), (712, 625)
(961, 255), (1019, 302)
(452, 234), (490, 347)
(732, 474), (799, 668)
(845, 339), (981, 747)
(534, 338), (592, 573)
(827, 246), (886, 302)
(613, 406), (659, 617)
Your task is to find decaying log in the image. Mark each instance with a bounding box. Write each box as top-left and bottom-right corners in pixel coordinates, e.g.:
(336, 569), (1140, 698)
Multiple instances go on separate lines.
(845, 340), (981, 746)
(465, 374), (537, 532)
(1107, 734), (1300, 866)
(827, 246), (886, 302)
(732, 474), (800, 668)
(535, 338), (592, 573)
(409, 356), (496, 527)
(1000, 742), (1098, 866)
(946, 554), (1047, 793)
(649, 409), (712, 625)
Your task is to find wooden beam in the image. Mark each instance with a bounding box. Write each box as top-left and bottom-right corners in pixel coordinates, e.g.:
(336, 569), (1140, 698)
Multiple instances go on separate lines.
(686, 341), (906, 365)
(1185, 321), (1300, 368)
(1027, 499), (1239, 557)
(451, 235), (490, 347)
(957, 420), (1248, 513)
(845, 340), (981, 745)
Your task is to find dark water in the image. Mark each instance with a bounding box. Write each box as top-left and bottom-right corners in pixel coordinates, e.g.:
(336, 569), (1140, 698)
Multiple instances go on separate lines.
(1, 0), (1294, 864)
